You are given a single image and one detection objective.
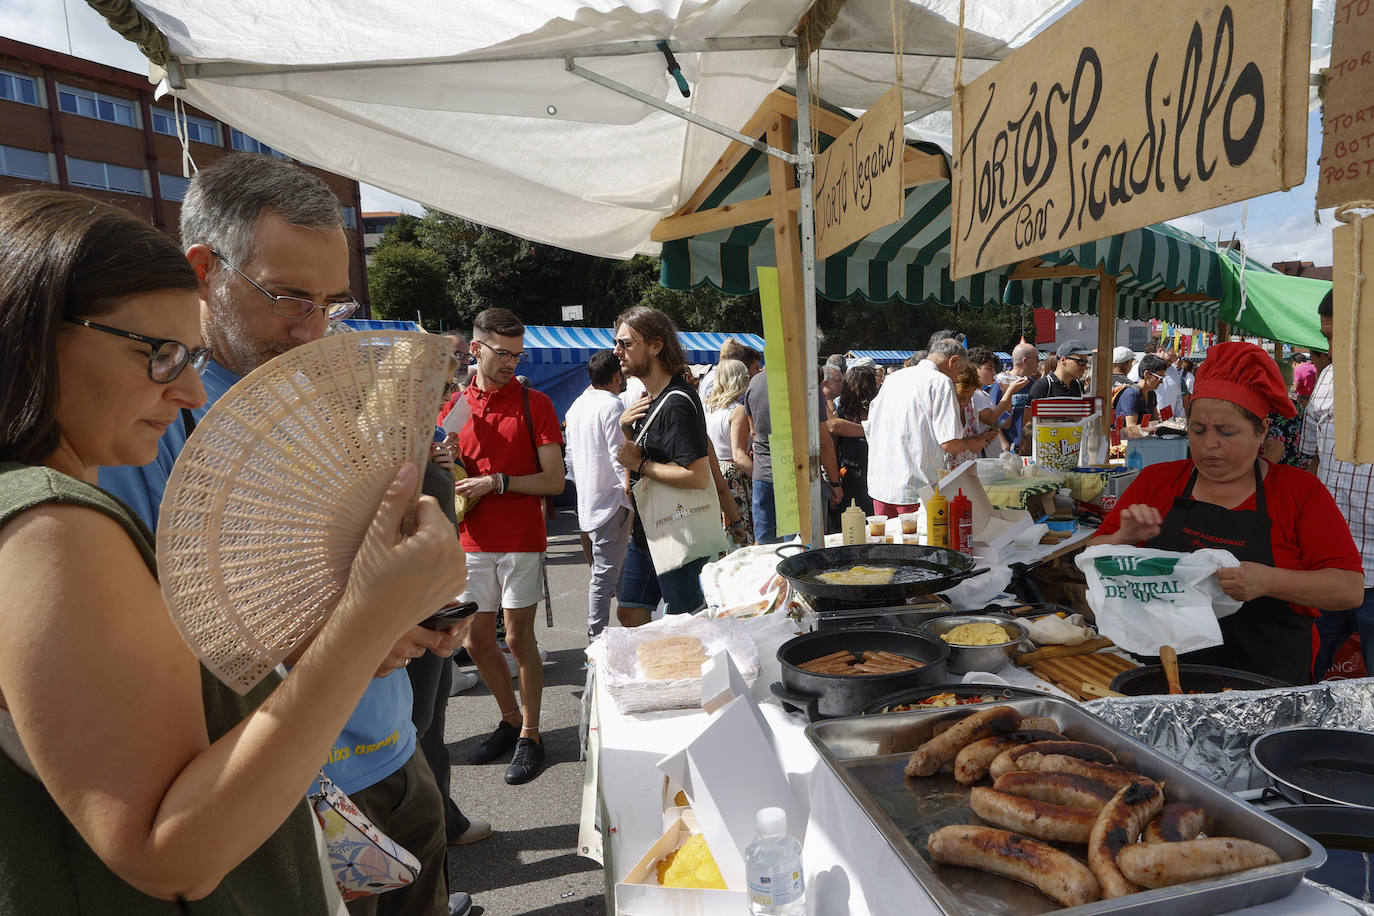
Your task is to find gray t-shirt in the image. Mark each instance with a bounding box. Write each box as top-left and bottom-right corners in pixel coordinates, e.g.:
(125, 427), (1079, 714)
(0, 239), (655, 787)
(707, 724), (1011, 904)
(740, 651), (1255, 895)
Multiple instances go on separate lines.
(745, 370), (771, 483)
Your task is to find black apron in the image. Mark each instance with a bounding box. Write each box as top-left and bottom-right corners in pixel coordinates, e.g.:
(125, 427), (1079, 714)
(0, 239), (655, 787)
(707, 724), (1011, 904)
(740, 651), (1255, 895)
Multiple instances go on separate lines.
(1143, 461), (1310, 685)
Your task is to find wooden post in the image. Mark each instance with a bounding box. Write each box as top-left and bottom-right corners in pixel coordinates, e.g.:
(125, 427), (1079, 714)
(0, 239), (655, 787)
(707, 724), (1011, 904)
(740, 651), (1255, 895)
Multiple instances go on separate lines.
(764, 106), (813, 541)
(1216, 321), (1231, 343)
(1095, 271), (1118, 437)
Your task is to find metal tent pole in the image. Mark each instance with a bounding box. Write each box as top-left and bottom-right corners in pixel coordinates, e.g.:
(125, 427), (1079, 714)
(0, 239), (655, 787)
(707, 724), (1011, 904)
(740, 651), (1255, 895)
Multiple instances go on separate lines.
(795, 51), (825, 548)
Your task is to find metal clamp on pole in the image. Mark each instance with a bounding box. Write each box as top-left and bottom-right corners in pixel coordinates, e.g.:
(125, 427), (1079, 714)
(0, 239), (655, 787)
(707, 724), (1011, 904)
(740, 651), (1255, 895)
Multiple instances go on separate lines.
(656, 41), (690, 98)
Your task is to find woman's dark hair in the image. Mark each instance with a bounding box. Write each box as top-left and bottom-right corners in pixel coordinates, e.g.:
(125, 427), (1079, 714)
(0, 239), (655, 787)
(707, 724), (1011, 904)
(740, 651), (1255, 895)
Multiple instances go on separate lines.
(837, 366), (879, 420)
(966, 345), (997, 369)
(0, 190), (198, 463)
(1138, 354), (1168, 375)
(614, 306), (687, 376)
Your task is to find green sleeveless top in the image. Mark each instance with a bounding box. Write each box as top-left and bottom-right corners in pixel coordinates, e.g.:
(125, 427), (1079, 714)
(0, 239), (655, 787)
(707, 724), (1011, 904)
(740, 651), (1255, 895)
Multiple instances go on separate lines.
(0, 463), (329, 915)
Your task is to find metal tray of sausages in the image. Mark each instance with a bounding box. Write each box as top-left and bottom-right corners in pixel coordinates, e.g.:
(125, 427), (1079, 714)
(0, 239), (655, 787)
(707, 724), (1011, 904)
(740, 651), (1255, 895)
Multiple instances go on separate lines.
(805, 696), (1324, 915)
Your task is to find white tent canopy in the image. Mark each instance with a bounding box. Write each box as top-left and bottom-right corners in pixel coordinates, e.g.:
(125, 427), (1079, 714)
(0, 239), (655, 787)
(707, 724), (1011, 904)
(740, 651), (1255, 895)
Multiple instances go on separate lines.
(117, 0), (1097, 259)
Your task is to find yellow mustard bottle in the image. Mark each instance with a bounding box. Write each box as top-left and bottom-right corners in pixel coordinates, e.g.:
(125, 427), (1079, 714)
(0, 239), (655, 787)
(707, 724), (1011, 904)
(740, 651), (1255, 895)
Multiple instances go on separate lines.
(841, 500), (867, 546)
(926, 486), (950, 548)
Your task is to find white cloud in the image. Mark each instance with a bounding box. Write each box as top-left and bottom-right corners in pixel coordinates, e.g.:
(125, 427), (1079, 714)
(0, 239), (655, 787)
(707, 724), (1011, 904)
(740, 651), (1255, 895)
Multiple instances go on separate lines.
(359, 184), (424, 216)
(2, 0), (149, 74)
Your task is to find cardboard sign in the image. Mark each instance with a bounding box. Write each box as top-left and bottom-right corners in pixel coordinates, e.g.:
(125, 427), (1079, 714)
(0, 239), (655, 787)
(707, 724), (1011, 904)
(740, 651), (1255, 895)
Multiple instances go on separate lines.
(1317, 1), (1374, 206)
(814, 83), (905, 261)
(950, 0), (1309, 279)
(1332, 215), (1374, 463)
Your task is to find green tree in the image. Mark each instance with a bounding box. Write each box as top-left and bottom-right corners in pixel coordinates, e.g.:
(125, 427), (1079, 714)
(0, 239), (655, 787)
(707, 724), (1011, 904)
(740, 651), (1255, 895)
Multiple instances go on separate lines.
(367, 242), (453, 330)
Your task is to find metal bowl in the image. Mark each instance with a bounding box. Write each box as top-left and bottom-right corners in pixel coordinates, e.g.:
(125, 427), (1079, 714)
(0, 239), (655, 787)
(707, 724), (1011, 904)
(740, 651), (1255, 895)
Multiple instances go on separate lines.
(919, 614), (1028, 674)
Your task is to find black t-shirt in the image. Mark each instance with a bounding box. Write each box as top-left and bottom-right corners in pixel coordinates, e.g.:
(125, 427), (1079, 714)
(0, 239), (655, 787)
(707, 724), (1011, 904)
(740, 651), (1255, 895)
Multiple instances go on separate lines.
(1026, 373), (1084, 401)
(629, 377), (710, 546)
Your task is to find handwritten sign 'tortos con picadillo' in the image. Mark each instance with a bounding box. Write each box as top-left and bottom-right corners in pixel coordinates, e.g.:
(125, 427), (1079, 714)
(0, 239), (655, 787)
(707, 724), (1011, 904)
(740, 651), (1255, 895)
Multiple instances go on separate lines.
(950, 0), (1308, 280)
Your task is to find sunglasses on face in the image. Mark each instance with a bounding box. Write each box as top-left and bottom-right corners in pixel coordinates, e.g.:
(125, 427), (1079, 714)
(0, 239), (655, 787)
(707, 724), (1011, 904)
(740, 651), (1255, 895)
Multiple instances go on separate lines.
(65, 317), (211, 383)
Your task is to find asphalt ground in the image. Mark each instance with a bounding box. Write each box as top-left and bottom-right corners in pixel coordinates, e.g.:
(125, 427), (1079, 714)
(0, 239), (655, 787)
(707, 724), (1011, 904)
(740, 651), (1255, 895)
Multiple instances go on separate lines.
(442, 503), (609, 916)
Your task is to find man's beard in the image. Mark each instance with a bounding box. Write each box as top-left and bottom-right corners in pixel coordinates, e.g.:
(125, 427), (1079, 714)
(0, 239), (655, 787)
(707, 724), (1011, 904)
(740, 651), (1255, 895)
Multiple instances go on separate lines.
(205, 289), (292, 375)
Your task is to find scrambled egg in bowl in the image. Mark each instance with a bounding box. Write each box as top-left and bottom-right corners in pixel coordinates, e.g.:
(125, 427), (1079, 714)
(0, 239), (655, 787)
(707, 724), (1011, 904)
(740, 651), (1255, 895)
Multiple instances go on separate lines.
(940, 622), (1012, 646)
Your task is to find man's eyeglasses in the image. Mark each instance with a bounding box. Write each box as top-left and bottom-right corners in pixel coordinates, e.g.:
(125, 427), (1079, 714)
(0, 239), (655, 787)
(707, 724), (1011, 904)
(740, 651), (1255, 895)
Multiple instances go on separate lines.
(65, 317), (211, 383)
(475, 339), (527, 364)
(211, 249), (359, 321)
(1064, 355), (1090, 365)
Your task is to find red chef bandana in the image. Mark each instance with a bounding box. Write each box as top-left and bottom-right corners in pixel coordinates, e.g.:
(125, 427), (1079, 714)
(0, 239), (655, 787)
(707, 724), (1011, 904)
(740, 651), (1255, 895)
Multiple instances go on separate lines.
(1192, 342), (1297, 419)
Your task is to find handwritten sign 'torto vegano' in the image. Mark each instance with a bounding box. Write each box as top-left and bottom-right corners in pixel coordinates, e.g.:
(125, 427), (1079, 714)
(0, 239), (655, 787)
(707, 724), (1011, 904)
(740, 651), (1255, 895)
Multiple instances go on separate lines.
(950, 0), (1309, 280)
(1317, 0), (1374, 207)
(814, 84), (905, 261)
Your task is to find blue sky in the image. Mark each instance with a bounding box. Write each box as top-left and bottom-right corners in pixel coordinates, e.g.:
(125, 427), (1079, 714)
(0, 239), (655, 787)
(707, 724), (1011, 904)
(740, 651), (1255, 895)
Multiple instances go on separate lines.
(3, 0), (1336, 266)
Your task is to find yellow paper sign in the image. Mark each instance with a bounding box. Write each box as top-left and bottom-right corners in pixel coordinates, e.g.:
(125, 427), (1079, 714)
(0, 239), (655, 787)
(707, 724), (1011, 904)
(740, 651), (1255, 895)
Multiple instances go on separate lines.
(950, 0), (1308, 279)
(757, 267), (800, 536)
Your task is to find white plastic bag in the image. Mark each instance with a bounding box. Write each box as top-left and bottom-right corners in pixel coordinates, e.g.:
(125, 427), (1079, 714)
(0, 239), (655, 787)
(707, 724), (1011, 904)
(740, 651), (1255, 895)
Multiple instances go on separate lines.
(1075, 545), (1243, 656)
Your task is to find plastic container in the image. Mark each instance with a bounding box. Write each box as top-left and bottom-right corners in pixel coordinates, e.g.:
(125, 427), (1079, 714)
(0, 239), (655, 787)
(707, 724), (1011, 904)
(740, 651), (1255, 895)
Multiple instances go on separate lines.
(840, 501), (866, 546)
(950, 488), (973, 553)
(745, 807), (805, 915)
(865, 515), (886, 540)
(1126, 436), (1189, 468)
(926, 487), (949, 548)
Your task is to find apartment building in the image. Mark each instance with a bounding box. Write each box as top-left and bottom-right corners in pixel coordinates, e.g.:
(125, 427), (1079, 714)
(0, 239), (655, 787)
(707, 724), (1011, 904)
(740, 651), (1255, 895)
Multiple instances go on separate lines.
(0, 37), (369, 304)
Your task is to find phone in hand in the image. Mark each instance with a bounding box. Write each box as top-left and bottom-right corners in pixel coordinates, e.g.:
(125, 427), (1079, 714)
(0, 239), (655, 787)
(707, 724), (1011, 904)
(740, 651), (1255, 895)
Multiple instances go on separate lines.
(418, 600), (479, 630)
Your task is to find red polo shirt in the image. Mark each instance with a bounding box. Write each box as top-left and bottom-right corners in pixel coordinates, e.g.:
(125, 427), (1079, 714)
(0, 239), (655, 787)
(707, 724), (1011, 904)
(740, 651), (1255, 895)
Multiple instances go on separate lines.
(457, 380), (562, 553)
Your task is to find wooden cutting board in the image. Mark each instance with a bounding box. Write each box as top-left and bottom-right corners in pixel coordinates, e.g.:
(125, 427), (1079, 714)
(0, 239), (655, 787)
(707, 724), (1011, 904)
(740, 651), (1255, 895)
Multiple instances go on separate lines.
(1028, 652), (1140, 701)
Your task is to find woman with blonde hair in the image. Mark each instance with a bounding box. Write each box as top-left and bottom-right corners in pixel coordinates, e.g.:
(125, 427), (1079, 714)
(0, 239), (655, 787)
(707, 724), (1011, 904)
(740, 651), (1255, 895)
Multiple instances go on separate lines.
(704, 358), (753, 540)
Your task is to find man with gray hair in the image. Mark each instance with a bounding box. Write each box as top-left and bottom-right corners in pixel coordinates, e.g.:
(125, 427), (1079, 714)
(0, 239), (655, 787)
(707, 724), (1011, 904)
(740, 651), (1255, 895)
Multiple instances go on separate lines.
(101, 154), (477, 916)
(865, 338), (995, 516)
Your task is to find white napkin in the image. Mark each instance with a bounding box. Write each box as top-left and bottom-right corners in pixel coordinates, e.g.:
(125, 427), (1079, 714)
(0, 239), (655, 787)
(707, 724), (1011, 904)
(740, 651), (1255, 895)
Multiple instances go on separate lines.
(1022, 613), (1096, 646)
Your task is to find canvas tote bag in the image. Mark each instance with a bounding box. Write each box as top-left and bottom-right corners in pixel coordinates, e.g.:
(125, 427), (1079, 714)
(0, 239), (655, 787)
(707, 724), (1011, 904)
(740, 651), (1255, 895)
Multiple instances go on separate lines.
(631, 388), (730, 572)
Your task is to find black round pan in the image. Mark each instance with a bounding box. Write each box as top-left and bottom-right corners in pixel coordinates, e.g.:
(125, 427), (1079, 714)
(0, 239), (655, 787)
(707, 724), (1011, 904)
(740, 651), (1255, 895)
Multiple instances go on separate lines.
(861, 682), (1046, 715)
(775, 544), (988, 608)
(771, 627), (950, 721)
(1251, 727), (1374, 807)
(1268, 804), (1374, 900)
(1109, 663), (1290, 696)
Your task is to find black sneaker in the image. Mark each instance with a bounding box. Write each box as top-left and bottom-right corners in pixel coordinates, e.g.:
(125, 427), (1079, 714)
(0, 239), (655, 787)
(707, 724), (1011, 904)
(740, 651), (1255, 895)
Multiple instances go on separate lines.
(469, 721), (519, 764)
(504, 737), (545, 785)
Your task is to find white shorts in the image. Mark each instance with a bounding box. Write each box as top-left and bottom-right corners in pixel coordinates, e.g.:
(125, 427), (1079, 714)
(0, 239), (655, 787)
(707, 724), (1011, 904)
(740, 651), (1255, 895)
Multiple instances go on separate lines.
(460, 551), (544, 611)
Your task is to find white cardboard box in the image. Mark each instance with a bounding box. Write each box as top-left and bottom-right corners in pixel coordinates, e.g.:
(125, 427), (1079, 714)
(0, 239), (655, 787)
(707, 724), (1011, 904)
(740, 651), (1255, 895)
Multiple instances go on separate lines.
(619, 695), (803, 912)
(919, 460), (1034, 554)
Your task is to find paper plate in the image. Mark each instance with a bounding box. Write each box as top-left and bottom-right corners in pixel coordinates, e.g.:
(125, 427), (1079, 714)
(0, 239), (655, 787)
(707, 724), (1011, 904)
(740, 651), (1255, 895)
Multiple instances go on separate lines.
(157, 331), (453, 693)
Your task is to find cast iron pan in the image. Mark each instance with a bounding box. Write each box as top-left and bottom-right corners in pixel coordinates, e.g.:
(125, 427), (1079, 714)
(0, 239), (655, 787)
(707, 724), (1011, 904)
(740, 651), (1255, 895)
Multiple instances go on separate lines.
(1109, 663), (1290, 696)
(771, 627), (950, 721)
(1268, 804), (1374, 900)
(1251, 727), (1374, 807)
(775, 543), (988, 608)
(861, 682), (1046, 715)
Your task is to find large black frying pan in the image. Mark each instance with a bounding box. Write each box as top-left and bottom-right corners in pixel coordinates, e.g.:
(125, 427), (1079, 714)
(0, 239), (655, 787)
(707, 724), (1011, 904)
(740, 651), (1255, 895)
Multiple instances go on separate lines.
(771, 627), (950, 721)
(1109, 664), (1290, 696)
(775, 544), (988, 609)
(1251, 727), (1374, 807)
(1267, 804), (1374, 900)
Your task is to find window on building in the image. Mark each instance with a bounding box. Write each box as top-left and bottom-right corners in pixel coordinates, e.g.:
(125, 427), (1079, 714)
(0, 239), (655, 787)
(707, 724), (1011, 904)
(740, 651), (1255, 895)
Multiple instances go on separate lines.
(0, 69), (40, 106)
(158, 172), (191, 202)
(0, 145), (52, 182)
(229, 129), (291, 160)
(67, 157), (148, 196)
(57, 84), (138, 127)
(340, 206), (358, 229)
(151, 108), (220, 146)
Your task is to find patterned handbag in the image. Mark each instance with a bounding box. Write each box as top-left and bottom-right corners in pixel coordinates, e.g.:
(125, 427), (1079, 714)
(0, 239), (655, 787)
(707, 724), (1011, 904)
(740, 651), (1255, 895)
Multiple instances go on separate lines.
(310, 770), (422, 900)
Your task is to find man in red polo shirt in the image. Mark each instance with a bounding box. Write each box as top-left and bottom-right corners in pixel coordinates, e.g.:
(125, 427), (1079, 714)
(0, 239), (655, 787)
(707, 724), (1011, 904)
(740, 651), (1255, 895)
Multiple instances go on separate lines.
(454, 308), (565, 784)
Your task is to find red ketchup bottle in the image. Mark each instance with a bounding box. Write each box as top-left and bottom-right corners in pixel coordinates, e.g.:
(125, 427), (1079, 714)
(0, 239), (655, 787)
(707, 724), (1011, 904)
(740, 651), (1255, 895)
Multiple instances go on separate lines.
(950, 488), (973, 554)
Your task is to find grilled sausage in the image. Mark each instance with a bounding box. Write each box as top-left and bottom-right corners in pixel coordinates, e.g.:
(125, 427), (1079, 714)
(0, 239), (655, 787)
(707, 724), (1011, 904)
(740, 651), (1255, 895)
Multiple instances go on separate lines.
(989, 739), (1117, 780)
(1018, 716), (1060, 733)
(905, 706), (1022, 777)
(992, 771), (1118, 811)
(953, 729), (1065, 785)
(1088, 778), (1166, 899)
(969, 787), (1098, 844)
(1144, 803), (1206, 843)
(927, 825), (1100, 908)
(1010, 753), (1144, 792)
(1117, 837), (1280, 888)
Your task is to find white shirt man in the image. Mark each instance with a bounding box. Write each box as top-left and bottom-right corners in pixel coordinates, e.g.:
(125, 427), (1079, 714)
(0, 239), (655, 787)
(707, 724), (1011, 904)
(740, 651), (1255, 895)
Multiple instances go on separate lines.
(565, 351), (634, 641)
(865, 340), (991, 513)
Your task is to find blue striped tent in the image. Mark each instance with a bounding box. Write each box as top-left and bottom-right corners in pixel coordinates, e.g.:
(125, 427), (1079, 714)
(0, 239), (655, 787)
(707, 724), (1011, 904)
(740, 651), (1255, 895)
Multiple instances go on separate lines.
(343, 318), (425, 332)
(523, 325), (615, 365)
(847, 349), (914, 365)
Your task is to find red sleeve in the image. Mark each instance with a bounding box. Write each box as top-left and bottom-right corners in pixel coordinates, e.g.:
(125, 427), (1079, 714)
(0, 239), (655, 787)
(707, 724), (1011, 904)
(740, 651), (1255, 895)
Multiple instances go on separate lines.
(530, 389), (563, 447)
(1096, 460), (1192, 539)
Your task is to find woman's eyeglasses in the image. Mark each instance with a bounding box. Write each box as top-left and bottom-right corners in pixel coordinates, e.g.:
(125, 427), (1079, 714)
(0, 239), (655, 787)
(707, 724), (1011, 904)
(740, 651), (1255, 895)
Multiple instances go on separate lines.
(65, 318), (212, 383)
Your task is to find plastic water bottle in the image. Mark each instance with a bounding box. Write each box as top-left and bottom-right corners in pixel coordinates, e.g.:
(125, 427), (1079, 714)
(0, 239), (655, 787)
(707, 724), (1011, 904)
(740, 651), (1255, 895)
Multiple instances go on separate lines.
(745, 807), (805, 915)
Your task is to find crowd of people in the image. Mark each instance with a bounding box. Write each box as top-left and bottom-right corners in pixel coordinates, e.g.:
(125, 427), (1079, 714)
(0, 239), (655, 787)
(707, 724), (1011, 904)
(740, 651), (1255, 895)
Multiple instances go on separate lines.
(1, 148), (1369, 914)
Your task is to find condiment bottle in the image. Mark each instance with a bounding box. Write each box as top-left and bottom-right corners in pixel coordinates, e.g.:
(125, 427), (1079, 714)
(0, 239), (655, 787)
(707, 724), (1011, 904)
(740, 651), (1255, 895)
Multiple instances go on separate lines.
(926, 486), (949, 548)
(951, 488), (973, 553)
(840, 500), (866, 546)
